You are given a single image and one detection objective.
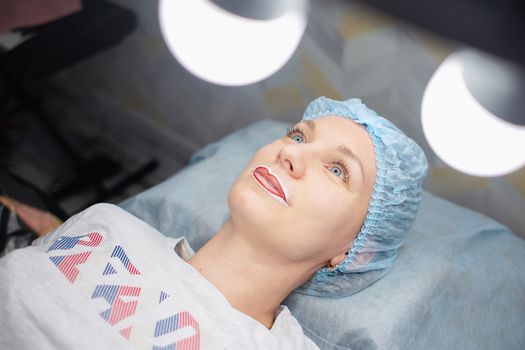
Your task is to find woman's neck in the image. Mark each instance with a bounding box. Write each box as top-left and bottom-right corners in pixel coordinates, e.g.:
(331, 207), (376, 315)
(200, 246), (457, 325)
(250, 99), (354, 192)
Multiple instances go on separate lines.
(186, 220), (315, 329)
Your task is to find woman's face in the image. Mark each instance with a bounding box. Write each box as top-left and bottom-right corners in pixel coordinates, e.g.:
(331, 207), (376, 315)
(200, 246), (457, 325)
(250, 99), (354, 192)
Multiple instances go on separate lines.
(228, 116), (377, 269)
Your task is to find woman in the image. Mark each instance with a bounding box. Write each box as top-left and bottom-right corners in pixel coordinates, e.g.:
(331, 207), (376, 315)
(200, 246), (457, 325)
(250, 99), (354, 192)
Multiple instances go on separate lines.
(0, 97), (427, 349)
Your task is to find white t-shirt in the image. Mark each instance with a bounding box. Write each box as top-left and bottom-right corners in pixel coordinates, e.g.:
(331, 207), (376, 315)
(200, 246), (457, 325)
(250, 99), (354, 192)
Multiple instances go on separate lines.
(0, 203), (319, 350)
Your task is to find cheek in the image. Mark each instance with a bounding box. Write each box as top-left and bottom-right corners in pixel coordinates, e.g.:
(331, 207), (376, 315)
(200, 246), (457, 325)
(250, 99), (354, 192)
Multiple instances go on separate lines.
(302, 188), (367, 251)
(309, 186), (349, 223)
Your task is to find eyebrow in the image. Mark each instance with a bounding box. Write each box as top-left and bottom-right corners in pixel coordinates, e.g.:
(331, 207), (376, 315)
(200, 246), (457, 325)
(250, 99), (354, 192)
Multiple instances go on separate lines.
(303, 119), (316, 133)
(337, 145), (365, 181)
(302, 120), (365, 182)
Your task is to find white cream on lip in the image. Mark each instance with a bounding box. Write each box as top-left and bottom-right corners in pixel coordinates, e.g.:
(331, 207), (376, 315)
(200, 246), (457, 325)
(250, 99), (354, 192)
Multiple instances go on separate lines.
(251, 165), (289, 207)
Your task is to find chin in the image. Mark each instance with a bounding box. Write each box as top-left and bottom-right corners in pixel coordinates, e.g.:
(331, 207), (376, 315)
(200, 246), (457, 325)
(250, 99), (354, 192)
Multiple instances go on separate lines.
(228, 178), (296, 257)
(228, 175), (275, 229)
(228, 178), (257, 216)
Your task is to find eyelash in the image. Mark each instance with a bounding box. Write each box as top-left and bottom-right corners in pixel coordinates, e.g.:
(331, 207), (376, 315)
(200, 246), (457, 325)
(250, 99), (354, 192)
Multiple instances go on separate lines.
(332, 159), (351, 184)
(286, 125), (306, 142)
(285, 125), (351, 184)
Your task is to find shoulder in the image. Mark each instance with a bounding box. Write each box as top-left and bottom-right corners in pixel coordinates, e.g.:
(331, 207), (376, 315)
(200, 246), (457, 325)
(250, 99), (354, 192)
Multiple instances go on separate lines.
(32, 203), (159, 247)
(63, 203), (141, 223)
(272, 306), (320, 350)
(74, 203), (137, 220)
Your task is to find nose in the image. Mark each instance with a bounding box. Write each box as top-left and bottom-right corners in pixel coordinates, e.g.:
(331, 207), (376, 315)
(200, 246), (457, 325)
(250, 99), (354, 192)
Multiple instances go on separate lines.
(277, 143), (307, 179)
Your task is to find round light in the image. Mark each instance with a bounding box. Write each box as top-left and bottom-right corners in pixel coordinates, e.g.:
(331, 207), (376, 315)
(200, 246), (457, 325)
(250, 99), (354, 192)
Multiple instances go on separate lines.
(158, 0), (307, 86)
(421, 50), (525, 177)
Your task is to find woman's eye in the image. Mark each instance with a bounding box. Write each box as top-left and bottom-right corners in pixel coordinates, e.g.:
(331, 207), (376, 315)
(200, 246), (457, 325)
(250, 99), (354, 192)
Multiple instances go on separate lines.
(329, 165), (344, 179)
(291, 134), (304, 143)
(329, 161), (350, 184)
(286, 126), (306, 143)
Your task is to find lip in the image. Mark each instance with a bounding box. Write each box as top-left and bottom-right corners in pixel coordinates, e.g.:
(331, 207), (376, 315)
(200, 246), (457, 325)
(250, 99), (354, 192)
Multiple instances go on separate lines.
(252, 165), (289, 207)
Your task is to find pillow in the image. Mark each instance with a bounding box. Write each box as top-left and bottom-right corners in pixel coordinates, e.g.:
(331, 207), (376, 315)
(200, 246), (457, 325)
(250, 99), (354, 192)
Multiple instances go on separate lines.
(120, 120), (525, 350)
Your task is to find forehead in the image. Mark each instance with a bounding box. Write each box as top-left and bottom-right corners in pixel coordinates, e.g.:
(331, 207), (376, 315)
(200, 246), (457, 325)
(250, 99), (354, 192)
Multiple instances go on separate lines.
(309, 115), (367, 135)
(304, 115), (372, 149)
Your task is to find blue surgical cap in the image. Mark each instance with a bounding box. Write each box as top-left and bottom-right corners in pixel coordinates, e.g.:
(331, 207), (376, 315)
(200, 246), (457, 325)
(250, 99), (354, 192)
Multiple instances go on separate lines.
(295, 96), (428, 298)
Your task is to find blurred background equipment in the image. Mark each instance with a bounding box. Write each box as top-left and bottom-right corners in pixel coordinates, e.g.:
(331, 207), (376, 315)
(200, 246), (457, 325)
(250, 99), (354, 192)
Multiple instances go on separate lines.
(0, 0), (157, 215)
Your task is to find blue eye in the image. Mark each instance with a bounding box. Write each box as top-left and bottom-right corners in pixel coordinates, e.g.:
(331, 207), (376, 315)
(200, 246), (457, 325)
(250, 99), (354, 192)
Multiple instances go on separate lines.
(330, 160), (350, 184)
(286, 126), (306, 143)
(330, 165), (343, 178)
(291, 134), (304, 143)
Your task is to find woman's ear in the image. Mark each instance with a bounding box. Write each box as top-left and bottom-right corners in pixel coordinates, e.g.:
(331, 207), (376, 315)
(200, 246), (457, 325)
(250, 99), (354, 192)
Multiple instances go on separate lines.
(329, 251), (347, 267)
